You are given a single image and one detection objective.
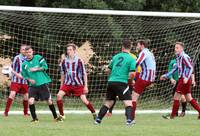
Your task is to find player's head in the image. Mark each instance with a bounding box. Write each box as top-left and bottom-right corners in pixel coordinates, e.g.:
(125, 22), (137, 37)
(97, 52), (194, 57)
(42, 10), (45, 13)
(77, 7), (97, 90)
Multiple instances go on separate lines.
(122, 39), (132, 51)
(20, 44), (27, 56)
(66, 43), (76, 57)
(175, 42), (184, 55)
(25, 46), (33, 60)
(136, 40), (148, 52)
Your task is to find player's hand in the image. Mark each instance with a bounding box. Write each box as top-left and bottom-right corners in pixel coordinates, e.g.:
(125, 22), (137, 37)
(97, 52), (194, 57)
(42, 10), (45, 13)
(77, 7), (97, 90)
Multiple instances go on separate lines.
(29, 67), (39, 72)
(83, 86), (89, 94)
(192, 80), (196, 87)
(160, 75), (167, 80)
(128, 79), (135, 86)
(183, 78), (188, 84)
(170, 78), (176, 85)
(28, 79), (35, 85)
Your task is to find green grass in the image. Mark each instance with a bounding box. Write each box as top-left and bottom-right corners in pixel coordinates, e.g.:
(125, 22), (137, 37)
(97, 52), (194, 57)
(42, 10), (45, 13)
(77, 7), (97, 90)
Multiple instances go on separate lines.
(0, 114), (199, 136)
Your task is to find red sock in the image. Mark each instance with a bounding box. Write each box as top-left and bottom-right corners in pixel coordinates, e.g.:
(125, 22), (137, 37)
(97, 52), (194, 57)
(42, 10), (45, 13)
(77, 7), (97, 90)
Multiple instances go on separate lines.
(86, 102), (95, 113)
(5, 98), (13, 114)
(57, 100), (64, 116)
(23, 100), (28, 115)
(190, 99), (200, 114)
(171, 100), (179, 117)
(132, 101), (136, 120)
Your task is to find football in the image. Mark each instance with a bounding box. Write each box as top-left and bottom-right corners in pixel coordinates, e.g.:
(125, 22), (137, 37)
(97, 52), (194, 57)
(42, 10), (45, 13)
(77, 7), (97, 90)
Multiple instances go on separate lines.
(1, 65), (13, 78)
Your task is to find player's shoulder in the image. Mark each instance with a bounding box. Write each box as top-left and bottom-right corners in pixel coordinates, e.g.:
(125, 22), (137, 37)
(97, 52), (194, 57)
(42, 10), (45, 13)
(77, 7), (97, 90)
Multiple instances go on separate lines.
(34, 54), (45, 61)
(183, 52), (190, 59)
(13, 54), (20, 60)
(169, 59), (176, 64)
(34, 54), (42, 58)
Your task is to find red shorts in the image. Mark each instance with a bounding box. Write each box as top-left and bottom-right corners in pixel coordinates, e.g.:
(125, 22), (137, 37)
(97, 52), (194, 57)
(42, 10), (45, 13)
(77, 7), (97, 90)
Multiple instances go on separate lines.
(135, 72), (140, 81)
(60, 84), (84, 97)
(176, 78), (191, 95)
(10, 82), (28, 94)
(134, 78), (152, 95)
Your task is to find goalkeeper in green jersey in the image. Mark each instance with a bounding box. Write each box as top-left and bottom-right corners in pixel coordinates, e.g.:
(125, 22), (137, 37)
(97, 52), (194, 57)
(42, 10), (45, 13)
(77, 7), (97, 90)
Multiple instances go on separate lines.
(95, 39), (136, 126)
(21, 46), (61, 122)
(162, 58), (196, 118)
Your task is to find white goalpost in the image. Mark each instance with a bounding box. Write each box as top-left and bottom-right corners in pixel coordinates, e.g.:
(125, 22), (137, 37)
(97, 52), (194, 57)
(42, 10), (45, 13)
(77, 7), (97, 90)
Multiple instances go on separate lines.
(0, 6), (200, 115)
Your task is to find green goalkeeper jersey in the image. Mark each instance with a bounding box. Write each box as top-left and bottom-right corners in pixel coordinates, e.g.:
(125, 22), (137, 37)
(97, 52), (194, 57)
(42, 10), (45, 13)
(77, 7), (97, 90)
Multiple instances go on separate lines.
(108, 52), (136, 83)
(21, 54), (51, 86)
(168, 59), (179, 81)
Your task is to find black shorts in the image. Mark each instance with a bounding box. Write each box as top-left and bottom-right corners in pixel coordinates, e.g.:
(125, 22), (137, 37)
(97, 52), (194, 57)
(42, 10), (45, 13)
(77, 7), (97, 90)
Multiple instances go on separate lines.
(106, 82), (132, 100)
(28, 84), (51, 101)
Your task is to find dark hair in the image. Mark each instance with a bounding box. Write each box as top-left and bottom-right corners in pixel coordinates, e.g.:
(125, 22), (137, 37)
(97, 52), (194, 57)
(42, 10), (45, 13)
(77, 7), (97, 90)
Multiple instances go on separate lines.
(25, 45), (32, 51)
(136, 39), (150, 48)
(175, 42), (184, 48)
(66, 43), (76, 50)
(122, 39), (132, 49)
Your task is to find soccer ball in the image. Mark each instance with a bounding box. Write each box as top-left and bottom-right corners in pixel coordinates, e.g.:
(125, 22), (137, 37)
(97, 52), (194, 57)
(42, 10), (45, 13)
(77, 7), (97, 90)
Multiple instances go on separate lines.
(2, 66), (13, 78)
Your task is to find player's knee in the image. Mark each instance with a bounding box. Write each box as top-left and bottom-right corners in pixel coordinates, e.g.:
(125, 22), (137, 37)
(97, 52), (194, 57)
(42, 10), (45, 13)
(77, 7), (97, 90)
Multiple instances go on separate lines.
(57, 93), (63, 100)
(47, 99), (53, 105)
(9, 91), (16, 99)
(23, 94), (29, 100)
(28, 98), (35, 105)
(124, 100), (132, 107)
(80, 95), (89, 104)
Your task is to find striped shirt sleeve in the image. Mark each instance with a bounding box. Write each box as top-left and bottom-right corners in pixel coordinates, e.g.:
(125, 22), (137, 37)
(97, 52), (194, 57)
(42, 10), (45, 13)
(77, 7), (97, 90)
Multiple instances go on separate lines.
(136, 52), (146, 68)
(164, 64), (178, 78)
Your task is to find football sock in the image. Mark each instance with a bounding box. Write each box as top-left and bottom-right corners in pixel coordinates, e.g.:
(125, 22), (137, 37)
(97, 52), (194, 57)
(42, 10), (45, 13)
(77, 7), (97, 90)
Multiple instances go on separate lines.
(181, 102), (187, 112)
(125, 106), (133, 121)
(49, 104), (58, 119)
(23, 100), (28, 115)
(97, 105), (109, 120)
(29, 104), (37, 120)
(57, 100), (64, 116)
(5, 98), (13, 114)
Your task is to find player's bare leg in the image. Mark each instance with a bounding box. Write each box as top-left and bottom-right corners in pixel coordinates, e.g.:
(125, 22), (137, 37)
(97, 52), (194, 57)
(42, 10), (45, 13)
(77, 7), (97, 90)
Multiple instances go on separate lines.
(80, 94), (96, 120)
(4, 91), (16, 116)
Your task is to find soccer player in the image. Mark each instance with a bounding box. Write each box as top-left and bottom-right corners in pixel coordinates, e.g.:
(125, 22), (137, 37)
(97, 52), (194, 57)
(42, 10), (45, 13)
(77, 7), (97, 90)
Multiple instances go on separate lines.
(95, 39), (136, 126)
(160, 42), (200, 119)
(4, 44), (29, 117)
(132, 40), (156, 122)
(106, 52), (140, 117)
(56, 43), (96, 120)
(21, 46), (60, 122)
(162, 58), (196, 118)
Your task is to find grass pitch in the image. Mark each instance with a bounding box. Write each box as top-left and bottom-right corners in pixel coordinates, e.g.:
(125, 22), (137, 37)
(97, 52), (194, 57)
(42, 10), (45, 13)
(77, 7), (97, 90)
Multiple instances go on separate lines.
(0, 114), (199, 136)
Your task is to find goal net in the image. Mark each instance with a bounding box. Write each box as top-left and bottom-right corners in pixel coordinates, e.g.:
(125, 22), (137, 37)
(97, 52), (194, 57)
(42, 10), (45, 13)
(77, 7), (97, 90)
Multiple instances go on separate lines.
(0, 6), (200, 114)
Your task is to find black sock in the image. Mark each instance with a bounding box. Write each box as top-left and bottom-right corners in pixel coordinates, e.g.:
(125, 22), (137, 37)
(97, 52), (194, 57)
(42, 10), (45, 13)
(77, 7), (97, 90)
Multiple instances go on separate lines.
(98, 105), (109, 120)
(125, 106), (133, 121)
(109, 100), (116, 113)
(29, 104), (37, 120)
(182, 102), (187, 112)
(49, 104), (57, 119)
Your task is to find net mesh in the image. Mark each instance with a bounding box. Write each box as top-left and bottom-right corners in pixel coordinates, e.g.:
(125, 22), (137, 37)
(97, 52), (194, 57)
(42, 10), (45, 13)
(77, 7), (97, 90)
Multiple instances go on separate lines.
(0, 10), (200, 111)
